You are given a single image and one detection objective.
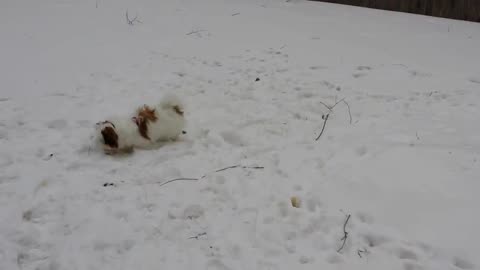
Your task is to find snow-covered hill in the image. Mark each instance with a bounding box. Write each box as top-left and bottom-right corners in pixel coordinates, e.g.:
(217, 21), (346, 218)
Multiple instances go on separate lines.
(1, 0), (479, 269)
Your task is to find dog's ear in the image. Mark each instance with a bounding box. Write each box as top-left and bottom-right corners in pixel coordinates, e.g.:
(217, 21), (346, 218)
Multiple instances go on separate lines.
(138, 106), (157, 122)
(136, 117), (151, 140)
(101, 126), (119, 148)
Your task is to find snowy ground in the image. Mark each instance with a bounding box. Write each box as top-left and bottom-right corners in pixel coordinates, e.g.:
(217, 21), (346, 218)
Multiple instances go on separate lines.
(1, 0), (480, 269)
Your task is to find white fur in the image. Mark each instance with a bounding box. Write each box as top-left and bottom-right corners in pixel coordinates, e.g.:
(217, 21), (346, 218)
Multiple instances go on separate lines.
(95, 94), (185, 154)
(147, 93), (185, 142)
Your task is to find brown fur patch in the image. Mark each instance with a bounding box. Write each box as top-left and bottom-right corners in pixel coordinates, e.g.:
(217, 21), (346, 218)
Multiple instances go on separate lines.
(101, 126), (118, 148)
(138, 105), (158, 122)
(136, 105), (158, 140)
(173, 105), (184, 116)
(137, 120), (150, 140)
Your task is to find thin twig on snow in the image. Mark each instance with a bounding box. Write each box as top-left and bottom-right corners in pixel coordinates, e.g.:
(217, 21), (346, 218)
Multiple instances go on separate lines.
(332, 97), (346, 110)
(215, 165), (264, 173)
(319, 97), (346, 111)
(342, 99), (352, 124)
(315, 114), (330, 141)
(392, 63), (408, 68)
(337, 214), (351, 253)
(156, 165), (264, 187)
(201, 165), (264, 179)
(156, 177), (199, 187)
(186, 29), (205, 35)
(357, 248), (368, 258)
(126, 10), (142, 25)
(318, 101), (333, 111)
(317, 97), (352, 131)
(188, 232), (207, 240)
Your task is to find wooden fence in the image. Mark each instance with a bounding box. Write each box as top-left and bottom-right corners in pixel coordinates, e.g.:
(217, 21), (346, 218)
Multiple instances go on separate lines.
(311, 0), (480, 22)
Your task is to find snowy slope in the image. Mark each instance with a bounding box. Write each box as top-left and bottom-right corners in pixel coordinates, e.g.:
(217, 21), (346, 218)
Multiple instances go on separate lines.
(1, 0), (480, 269)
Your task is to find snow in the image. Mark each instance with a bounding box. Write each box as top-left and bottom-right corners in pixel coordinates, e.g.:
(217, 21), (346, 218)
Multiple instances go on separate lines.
(1, 0), (480, 269)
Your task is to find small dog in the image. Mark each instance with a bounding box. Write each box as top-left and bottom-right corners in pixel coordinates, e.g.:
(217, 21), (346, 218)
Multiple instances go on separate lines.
(95, 94), (185, 154)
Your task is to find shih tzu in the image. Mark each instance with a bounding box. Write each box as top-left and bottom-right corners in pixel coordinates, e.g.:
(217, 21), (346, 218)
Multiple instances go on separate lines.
(95, 94), (186, 154)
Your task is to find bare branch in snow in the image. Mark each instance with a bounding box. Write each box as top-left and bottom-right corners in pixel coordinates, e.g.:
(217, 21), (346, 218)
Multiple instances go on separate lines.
(357, 248), (368, 258)
(315, 114), (329, 141)
(332, 97), (346, 110)
(318, 101), (333, 111)
(186, 29), (205, 36)
(200, 165), (264, 178)
(392, 63), (408, 68)
(214, 165), (242, 173)
(316, 96), (352, 136)
(126, 10), (142, 25)
(342, 99), (352, 124)
(215, 165), (264, 173)
(337, 214), (351, 253)
(155, 165), (264, 187)
(156, 177), (199, 187)
(188, 232), (207, 240)
(319, 97), (346, 111)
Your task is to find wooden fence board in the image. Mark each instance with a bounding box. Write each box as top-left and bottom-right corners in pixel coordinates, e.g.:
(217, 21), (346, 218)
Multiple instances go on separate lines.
(311, 0), (480, 22)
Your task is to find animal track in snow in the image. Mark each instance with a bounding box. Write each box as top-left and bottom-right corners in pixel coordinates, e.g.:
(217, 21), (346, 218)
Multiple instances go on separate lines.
(468, 77), (480, 84)
(394, 247), (419, 261)
(355, 146), (368, 157)
(0, 154), (14, 167)
(409, 70), (431, 78)
(352, 66), (372, 78)
(403, 261), (424, 270)
(357, 65), (372, 71)
(453, 257), (475, 269)
(362, 232), (392, 247)
(183, 204), (205, 220)
(46, 119), (68, 129)
(353, 73), (368, 78)
(298, 255), (313, 264)
(219, 130), (245, 147)
(356, 212), (374, 224)
(326, 252), (343, 264)
(309, 65), (328, 70)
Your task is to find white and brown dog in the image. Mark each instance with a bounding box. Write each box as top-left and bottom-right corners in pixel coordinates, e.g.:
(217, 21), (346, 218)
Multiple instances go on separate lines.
(95, 94), (185, 154)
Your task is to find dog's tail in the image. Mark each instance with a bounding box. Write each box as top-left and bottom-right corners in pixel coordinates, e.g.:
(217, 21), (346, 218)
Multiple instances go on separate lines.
(159, 93), (184, 116)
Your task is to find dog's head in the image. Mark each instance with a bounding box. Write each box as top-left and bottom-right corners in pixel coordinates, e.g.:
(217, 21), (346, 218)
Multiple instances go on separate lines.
(96, 121), (119, 151)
